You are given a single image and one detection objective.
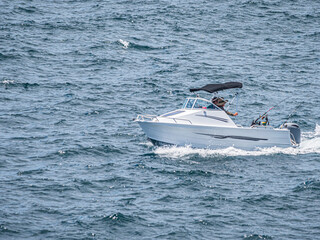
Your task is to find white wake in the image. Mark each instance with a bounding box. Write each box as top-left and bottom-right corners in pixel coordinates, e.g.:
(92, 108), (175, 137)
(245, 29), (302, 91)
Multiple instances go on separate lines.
(153, 124), (320, 158)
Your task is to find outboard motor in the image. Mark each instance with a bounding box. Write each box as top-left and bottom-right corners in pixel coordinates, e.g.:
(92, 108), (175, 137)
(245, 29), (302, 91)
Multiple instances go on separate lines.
(283, 123), (301, 144)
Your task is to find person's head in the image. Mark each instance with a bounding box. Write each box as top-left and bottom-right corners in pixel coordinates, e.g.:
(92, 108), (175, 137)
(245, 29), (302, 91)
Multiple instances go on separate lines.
(212, 97), (227, 107)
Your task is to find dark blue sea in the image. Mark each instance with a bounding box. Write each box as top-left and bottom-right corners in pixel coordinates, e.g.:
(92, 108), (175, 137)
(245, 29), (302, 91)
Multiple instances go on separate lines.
(1, 0), (320, 239)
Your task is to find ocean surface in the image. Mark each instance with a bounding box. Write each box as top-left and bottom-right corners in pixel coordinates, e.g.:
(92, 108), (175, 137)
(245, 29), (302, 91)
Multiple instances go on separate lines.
(1, 0), (320, 239)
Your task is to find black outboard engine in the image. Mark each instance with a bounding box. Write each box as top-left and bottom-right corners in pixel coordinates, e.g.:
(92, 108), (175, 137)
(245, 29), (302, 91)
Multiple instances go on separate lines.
(283, 123), (301, 144)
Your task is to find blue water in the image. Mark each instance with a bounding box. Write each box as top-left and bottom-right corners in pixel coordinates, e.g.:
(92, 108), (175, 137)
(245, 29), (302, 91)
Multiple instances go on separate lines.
(1, 0), (320, 239)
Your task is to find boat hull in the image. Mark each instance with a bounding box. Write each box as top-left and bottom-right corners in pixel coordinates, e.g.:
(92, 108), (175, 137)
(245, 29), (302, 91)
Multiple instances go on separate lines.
(138, 121), (292, 150)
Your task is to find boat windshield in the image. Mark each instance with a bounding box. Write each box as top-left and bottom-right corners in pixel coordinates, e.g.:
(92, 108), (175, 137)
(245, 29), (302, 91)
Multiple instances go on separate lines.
(182, 98), (218, 110)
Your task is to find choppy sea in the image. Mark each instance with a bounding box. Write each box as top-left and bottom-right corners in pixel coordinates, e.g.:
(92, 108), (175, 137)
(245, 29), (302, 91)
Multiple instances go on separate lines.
(1, 0), (320, 239)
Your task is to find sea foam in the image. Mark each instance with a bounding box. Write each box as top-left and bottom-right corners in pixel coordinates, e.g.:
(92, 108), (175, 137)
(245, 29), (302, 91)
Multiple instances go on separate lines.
(118, 39), (130, 49)
(154, 124), (320, 158)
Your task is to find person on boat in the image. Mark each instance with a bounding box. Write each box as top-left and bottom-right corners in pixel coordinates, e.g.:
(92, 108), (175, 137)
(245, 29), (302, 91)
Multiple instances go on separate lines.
(212, 97), (238, 116)
(261, 115), (269, 126)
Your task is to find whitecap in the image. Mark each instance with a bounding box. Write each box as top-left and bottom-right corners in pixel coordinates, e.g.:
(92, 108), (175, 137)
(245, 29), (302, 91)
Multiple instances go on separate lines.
(2, 79), (14, 84)
(118, 39), (129, 49)
(138, 141), (153, 147)
(315, 123), (320, 136)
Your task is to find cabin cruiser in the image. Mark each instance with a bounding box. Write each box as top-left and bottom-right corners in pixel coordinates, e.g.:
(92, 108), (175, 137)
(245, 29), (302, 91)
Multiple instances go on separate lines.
(135, 82), (301, 150)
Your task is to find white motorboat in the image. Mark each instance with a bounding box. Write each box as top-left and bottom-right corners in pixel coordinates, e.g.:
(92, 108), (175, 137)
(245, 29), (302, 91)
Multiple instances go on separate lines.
(135, 82), (301, 150)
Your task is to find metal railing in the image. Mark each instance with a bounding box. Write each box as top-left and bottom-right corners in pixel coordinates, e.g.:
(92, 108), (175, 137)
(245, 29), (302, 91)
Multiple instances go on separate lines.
(171, 118), (192, 124)
(135, 114), (159, 122)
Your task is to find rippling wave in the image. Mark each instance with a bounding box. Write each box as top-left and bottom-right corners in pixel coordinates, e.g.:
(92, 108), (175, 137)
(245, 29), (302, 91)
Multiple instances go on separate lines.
(1, 0), (320, 239)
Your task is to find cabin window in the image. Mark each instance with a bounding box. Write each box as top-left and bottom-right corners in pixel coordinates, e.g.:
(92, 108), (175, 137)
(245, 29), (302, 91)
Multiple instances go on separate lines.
(185, 99), (195, 108)
(182, 99), (188, 108)
(193, 99), (217, 109)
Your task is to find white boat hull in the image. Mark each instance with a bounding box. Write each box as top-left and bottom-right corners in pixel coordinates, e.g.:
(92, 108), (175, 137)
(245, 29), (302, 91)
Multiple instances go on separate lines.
(138, 121), (292, 150)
